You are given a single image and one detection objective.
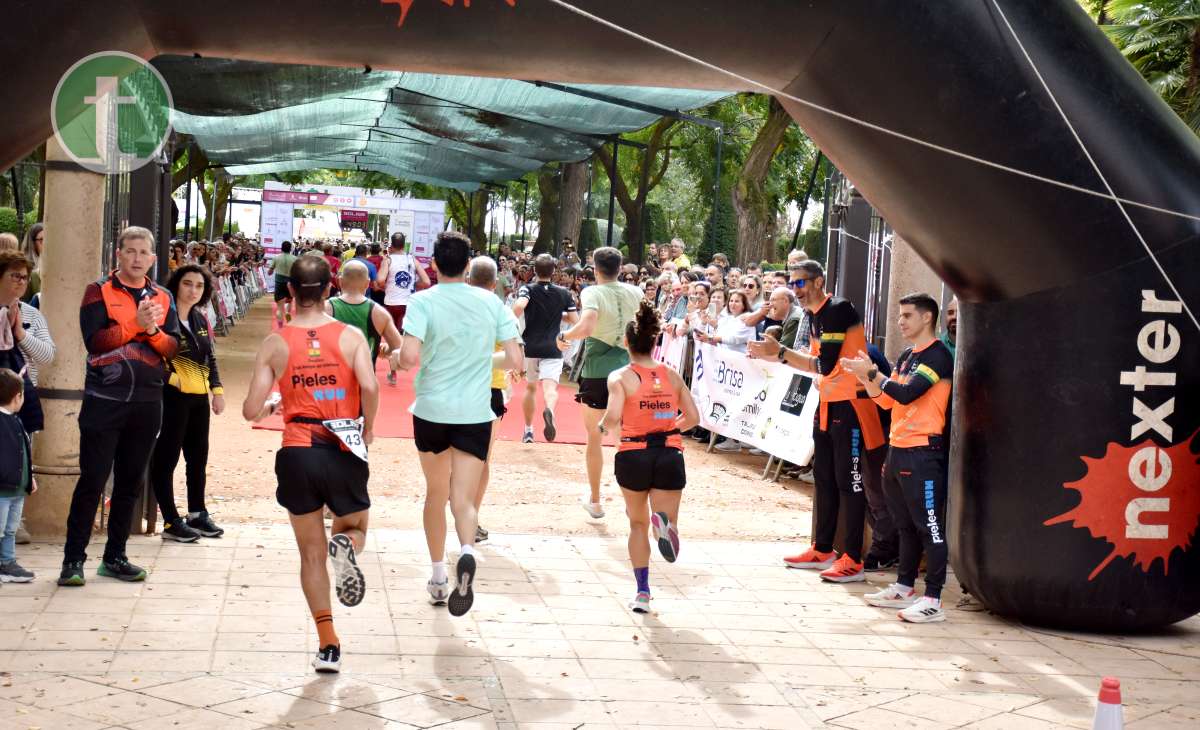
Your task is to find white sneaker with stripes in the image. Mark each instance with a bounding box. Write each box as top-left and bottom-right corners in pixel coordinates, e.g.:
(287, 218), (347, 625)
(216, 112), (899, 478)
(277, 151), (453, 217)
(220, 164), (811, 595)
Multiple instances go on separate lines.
(899, 596), (946, 623)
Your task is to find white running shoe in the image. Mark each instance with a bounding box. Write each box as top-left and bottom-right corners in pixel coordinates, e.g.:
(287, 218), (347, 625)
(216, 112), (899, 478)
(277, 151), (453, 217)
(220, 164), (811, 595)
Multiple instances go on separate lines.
(427, 578), (450, 606)
(582, 499), (605, 519)
(713, 439), (742, 453)
(865, 583), (918, 609)
(629, 591), (651, 613)
(747, 447), (767, 456)
(899, 596), (946, 623)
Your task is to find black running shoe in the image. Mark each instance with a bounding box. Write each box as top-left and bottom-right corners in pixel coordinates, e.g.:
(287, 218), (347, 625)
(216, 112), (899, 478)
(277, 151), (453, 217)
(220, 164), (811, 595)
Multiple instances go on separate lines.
(542, 407), (557, 442)
(475, 525), (489, 543)
(161, 519), (201, 543)
(98, 557), (147, 582)
(186, 511), (225, 538)
(312, 644), (341, 673)
(329, 534), (365, 607)
(57, 560), (85, 587)
(863, 554), (899, 571)
(448, 553), (476, 617)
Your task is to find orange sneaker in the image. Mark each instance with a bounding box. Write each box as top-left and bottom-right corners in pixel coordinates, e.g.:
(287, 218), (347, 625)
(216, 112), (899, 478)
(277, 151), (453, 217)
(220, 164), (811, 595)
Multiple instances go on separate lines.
(819, 554), (865, 583)
(783, 547), (837, 570)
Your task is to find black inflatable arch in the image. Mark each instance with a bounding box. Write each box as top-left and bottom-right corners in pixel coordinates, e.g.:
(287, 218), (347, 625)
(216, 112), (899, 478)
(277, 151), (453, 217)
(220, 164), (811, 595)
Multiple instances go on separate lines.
(4, 0), (1197, 630)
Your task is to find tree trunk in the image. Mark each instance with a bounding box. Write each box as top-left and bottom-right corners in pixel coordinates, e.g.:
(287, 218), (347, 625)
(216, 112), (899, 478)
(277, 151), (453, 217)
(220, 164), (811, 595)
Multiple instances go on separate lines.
(732, 97), (793, 266)
(593, 118), (679, 265)
(534, 167), (560, 255)
(447, 190), (489, 250)
(172, 141), (204, 193)
(558, 161), (589, 251)
(210, 173), (234, 237)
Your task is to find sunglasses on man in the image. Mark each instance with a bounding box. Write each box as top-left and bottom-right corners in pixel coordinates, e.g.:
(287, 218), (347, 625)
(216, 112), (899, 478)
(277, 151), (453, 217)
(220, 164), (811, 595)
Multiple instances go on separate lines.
(790, 277), (812, 289)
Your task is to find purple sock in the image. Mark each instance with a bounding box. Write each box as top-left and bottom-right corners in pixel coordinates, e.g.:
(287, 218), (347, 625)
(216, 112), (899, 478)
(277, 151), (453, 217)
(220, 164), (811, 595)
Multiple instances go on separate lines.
(634, 567), (650, 594)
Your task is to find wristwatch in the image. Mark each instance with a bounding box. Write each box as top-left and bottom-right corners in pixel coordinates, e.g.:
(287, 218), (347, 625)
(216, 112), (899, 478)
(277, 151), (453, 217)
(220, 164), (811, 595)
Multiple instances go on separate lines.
(776, 346), (788, 363)
(867, 367), (878, 381)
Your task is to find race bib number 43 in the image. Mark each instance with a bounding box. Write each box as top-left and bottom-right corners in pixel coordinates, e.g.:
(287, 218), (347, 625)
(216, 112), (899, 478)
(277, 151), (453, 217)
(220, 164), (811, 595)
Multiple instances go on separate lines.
(322, 418), (368, 462)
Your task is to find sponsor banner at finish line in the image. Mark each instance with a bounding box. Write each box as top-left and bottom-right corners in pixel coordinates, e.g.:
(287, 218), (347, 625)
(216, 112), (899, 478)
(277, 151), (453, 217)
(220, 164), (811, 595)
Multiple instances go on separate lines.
(689, 341), (817, 466)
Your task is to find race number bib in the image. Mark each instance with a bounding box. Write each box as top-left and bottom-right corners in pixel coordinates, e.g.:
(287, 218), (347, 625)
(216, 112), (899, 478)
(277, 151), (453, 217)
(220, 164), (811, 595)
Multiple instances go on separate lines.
(321, 418), (368, 462)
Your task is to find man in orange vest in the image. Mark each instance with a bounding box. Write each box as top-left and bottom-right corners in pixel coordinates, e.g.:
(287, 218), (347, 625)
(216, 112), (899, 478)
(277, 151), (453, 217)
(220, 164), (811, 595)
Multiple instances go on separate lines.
(60, 226), (181, 587)
(749, 261), (886, 584)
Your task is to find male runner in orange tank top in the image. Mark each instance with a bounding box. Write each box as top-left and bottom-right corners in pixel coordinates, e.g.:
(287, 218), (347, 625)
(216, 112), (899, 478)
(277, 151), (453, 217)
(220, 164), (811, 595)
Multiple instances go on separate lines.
(243, 256), (380, 673)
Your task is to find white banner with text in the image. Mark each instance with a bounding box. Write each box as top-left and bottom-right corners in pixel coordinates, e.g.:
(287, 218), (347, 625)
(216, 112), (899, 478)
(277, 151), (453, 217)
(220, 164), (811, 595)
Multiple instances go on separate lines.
(690, 341), (818, 465)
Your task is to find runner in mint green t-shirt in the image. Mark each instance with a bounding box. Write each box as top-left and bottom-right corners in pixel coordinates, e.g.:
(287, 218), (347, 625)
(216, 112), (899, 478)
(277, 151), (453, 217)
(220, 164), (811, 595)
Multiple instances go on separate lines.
(396, 232), (522, 619)
(557, 247), (642, 519)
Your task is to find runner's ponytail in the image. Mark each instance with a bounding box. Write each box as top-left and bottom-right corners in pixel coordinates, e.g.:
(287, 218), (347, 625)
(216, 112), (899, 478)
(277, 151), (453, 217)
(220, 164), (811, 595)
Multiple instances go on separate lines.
(626, 300), (661, 355)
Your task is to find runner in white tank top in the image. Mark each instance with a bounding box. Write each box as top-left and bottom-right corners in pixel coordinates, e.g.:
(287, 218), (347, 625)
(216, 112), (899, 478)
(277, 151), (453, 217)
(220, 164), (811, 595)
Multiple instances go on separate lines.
(384, 252), (417, 305)
(375, 232), (431, 384)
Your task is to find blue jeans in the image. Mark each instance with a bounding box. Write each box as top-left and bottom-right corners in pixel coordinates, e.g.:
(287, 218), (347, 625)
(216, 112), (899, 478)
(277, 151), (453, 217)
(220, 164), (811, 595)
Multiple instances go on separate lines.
(0, 495), (25, 564)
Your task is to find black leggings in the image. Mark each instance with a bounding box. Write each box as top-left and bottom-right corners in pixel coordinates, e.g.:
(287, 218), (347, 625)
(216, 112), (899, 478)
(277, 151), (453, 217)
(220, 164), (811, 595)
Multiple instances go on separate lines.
(149, 388), (211, 523)
(882, 445), (949, 599)
(811, 400), (869, 562)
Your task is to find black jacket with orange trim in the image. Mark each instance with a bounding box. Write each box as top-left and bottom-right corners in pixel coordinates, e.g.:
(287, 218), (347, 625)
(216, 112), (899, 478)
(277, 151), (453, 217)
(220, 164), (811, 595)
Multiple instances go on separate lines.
(80, 273), (181, 403)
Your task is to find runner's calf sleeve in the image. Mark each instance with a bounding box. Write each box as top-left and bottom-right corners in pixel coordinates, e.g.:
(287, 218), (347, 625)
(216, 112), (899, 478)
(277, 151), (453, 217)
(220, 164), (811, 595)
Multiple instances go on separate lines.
(634, 567), (650, 594)
(313, 609), (339, 648)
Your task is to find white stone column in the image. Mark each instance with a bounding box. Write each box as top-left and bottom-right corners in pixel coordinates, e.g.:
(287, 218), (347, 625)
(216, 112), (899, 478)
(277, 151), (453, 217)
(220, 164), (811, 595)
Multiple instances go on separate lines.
(27, 138), (107, 535)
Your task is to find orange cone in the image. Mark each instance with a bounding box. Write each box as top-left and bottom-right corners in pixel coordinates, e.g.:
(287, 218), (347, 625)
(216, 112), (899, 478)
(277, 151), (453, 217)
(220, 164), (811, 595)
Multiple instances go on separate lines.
(1092, 676), (1123, 730)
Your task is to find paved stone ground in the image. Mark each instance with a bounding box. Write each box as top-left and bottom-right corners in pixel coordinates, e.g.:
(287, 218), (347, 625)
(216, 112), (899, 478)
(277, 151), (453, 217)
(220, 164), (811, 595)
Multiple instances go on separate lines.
(0, 526), (1196, 729)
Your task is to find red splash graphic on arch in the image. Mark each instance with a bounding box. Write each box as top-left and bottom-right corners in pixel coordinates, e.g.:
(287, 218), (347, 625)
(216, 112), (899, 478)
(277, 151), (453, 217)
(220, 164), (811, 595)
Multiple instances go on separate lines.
(382, 0), (517, 28)
(1044, 431), (1200, 580)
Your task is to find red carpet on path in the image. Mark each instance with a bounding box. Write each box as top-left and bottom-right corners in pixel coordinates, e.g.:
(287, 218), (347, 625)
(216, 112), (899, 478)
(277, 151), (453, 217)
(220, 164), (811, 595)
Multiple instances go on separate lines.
(252, 359), (589, 445)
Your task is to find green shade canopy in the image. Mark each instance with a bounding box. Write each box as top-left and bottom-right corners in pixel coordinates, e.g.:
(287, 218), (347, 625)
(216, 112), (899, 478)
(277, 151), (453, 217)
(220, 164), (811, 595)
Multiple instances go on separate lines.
(156, 57), (730, 190)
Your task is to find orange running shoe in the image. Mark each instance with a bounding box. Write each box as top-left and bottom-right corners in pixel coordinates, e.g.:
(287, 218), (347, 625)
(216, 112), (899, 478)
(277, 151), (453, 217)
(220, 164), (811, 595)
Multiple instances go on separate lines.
(783, 547), (837, 570)
(819, 554), (865, 583)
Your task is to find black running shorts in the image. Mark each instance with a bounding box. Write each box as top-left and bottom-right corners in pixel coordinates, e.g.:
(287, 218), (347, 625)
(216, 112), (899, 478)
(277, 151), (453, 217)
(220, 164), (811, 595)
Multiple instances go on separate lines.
(413, 415), (492, 461)
(275, 445), (370, 517)
(614, 447), (686, 492)
(273, 275), (292, 301)
(490, 388), (507, 419)
(574, 377), (609, 410)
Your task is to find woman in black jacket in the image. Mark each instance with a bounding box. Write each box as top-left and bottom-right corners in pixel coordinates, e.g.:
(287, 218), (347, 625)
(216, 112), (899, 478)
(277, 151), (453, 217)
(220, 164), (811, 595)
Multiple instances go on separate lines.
(150, 265), (226, 542)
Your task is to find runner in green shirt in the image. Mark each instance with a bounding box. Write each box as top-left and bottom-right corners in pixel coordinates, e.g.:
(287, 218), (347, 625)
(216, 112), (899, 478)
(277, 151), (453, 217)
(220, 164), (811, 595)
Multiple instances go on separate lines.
(270, 241), (299, 329)
(558, 246), (642, 519)
(325, 260), (401, 368)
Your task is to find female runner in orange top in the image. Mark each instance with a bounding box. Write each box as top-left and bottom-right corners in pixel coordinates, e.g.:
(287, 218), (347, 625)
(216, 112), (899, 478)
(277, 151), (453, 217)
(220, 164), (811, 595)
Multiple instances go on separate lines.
(599, 301), (699, 613)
